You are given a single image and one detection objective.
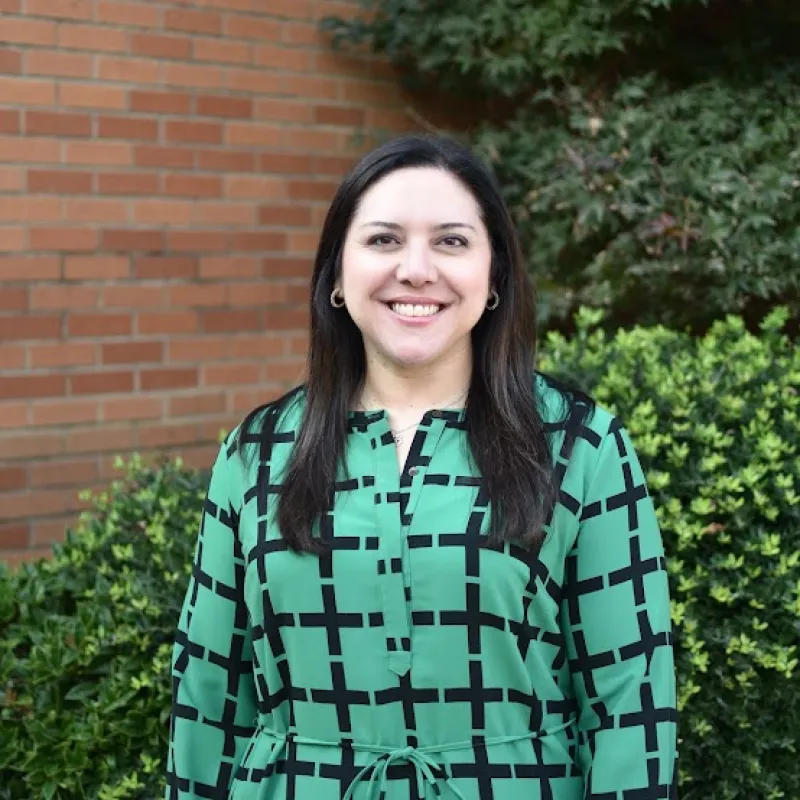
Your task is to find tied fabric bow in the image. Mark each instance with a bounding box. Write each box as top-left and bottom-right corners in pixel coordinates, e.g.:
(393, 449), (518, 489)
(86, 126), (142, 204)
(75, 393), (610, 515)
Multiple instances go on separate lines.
(342, 744), (466, 800)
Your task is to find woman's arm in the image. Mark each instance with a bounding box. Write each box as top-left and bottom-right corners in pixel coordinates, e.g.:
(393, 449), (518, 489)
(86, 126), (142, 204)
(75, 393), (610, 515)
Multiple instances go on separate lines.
(165, 438), (258, 800)
(560, 418), (678, 798)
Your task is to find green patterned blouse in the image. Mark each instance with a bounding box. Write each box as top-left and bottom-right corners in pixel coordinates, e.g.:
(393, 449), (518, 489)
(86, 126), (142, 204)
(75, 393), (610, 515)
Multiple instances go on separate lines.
(166, 377), (678, 800)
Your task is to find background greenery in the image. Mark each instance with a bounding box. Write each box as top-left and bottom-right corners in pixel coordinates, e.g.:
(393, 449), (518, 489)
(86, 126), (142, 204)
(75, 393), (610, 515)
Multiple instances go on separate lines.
(322, 0), (800, 334)
(2, 310), (798, 799)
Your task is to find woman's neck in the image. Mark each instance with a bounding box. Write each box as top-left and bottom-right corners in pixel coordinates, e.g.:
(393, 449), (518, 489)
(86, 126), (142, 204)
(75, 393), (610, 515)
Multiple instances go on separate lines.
(359, 353), (472, 413)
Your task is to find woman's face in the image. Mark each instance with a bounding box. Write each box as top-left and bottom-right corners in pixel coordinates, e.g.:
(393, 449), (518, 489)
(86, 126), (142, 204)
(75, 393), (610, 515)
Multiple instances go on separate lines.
(339, 167), (493, 375)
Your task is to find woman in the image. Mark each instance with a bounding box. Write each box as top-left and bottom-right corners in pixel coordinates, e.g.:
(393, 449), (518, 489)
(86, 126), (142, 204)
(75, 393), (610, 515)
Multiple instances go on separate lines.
(165, 134), (677, 800)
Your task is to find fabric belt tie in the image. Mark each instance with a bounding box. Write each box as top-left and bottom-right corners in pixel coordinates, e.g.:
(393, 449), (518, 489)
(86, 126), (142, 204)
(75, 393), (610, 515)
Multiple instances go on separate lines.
(252, 717), (575, 800)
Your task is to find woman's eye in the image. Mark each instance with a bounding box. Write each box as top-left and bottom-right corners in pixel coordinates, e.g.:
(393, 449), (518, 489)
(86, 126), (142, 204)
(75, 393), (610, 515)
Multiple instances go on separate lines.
(367, 235), (398, 246)
(440, 236), (468, 248)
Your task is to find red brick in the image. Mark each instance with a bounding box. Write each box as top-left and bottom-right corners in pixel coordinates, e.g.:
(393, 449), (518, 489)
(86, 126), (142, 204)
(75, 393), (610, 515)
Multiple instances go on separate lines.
(30, 227), (97, 251)
(165, 120), (223, 144)
(198, 256), (260, 279)
(65, 424), (136, 454)
(192, 203), (255, 226)
(137, 311), (198, 335)
(29, 341), (96, 367)
(255, 45), (312, 72)
(0, 110), (20, 134)
(97, 171), (159, 195)
(31, 519), (73, 546)
(98, 56), (160, 84)
(196, 149), (256, 172)
(140, 367), (198, 391)
(102, 341), (163, 364)
(30, 284), (99, 309)
(25, 109), (90, 136)
(0, 430), (63, 459)
(102, 228), (164, 251)
(134, 200), (193, 225)
(138, 421), (201, 449)
(163, 63), (223, 90)
(168, 284), (226, 308)
(164, 8), (221, 34)
(0, 402), (29, 429)
(258, 152), (313, 173)
(0, 228), (25, 251)
(315, 154), (358, 175)
(195, 94), (252, 119)
(259, 203), (312, 227)
(264, 307), (309, 329)
(0, 196), (61, 222)
(29, 458), (98, 488)
(0, 287), (27, 311)
(163, 174), (222, 198)
(1, 18), (57, 46)
(102, 396), (163, 422)
(102, 284), (165, 308)
(70, 370), (134, 395)
(283, 127), (342, 151)
(130, 32), (192, 60)
(227, 335), (285, 359)
(134, 145), (194, 169)
(0, 135), (60, 163)
(226, 67), (281, 95)
(204, 363), (260, 386)
(282, 74), (339, 101)
(169, 391), (226, 418)
(58, 23), (127, 52)
(0, 76), (56, 106)
(68, 313), (132, 337)
(226, 175), (285, 199)
(64, 141), (132, 166)
(32, 399), (100, 426)
(0, 374), (65, 400)
(0, 523), (29, 548)
(201, 309), (261, 333)
(168, 336), (227, 362)
(0, 48), (22, 74)
(288, 178), (339, 202)
(27, 168), (92, 193)
(27, 50), (92, 78)
(167, 230), (229, 252)
(0, 344), (26, 369)
(193, 37), (251, 64)
(64, 256), (129, 280)
(227, 282), (286, 306)
(98, 115), (159, 140)
(232, 231), (287, 252)
(58, 82), (127, 110)
(63, 198), (128, 223)
(27, 0), (93, 20)
(254, 98), (313, 123)
(225, 121), (283, 147)
(96, 0), (160, 28)
(130, 89), (192, 115)
(262, 257), (311, 279)
(314, 104), (366, 127)
(134, 255), (196, 279)
(225, 15), (280, 41)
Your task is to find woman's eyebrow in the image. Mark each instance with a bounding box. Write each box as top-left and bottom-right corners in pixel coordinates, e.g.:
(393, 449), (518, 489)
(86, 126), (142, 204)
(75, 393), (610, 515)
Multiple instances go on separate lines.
(358, 221), (477, 231)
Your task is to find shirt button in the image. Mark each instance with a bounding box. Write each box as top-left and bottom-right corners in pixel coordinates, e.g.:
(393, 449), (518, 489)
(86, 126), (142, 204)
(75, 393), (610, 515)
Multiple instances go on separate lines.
(408, 466), (419, 476)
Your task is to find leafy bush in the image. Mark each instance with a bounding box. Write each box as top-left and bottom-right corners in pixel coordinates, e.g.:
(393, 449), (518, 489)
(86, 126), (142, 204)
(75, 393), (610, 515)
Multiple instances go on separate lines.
(540, 307), (800, 798)
(0, 455), (207, 800)
(473, 66), (800, 330)
(322, 0), (800, 332)
(1, 310), (798, 799)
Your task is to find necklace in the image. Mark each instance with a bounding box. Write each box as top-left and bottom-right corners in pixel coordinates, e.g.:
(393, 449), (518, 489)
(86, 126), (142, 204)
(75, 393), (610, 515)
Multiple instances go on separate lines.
(358, 388), (469, 445)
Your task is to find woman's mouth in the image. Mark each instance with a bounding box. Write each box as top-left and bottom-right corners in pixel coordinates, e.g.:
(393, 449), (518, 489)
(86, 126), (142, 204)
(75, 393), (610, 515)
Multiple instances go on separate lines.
(388, 302), (444, 318)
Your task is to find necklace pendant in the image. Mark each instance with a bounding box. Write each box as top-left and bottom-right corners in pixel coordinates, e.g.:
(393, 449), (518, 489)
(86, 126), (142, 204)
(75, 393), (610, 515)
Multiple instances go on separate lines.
(392, 431), (402, 445)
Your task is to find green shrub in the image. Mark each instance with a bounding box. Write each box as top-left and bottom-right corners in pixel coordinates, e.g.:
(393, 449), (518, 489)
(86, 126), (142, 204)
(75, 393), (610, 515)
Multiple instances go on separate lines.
(540, 306), (800, 798)
(473, 66), (800, 331)
(0, 455), (208, 800)
(1, 310), (798, 798)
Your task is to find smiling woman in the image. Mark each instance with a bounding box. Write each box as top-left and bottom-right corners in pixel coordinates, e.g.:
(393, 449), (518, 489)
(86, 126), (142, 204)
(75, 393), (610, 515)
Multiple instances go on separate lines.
(165, 134), (678, 800)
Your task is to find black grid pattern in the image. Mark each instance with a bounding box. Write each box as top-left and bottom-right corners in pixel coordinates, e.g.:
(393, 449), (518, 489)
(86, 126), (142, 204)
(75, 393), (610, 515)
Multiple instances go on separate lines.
(166, 379), (678, 799)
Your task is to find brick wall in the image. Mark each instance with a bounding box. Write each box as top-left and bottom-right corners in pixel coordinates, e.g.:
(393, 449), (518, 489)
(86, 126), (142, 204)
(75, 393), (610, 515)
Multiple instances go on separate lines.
(0, 0), (422, 564)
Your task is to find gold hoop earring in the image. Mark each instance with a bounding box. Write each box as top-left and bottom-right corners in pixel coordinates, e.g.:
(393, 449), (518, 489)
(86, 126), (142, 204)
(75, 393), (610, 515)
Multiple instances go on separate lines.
(330, 287), (345, 308)
(486, 290), (499, 310)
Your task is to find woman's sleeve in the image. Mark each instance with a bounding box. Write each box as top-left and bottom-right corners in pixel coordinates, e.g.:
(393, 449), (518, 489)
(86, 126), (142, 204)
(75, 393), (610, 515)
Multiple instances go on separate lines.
(165, 439), (258, 800)
(559, 418), (678, 798)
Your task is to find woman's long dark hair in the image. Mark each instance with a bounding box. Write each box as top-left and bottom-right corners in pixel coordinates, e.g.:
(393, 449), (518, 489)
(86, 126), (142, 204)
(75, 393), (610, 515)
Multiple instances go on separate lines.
(237, 133), (593, 554)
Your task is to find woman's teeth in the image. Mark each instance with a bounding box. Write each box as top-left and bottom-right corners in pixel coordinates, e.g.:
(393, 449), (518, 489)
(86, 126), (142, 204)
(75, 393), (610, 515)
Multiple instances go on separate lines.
(390, 303), (441, 317)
